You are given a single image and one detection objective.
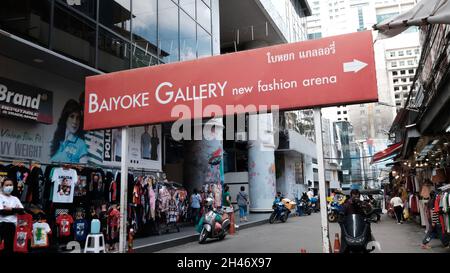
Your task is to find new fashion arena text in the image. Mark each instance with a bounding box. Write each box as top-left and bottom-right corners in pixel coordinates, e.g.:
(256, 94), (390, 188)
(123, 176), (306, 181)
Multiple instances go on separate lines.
(88, 81), (228, 113)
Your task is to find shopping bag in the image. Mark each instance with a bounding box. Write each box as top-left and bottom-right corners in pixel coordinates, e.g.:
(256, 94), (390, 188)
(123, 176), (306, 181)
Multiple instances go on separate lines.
(403, 208), (410, 220)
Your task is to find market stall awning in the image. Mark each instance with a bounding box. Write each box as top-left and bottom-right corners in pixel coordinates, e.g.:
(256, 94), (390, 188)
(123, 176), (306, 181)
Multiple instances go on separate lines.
(373, 0), (450, 39)
(371, 142), (403, 163)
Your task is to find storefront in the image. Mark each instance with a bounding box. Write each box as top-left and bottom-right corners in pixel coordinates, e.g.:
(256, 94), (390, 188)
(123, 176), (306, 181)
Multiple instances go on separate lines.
(0, 0), (222, 253)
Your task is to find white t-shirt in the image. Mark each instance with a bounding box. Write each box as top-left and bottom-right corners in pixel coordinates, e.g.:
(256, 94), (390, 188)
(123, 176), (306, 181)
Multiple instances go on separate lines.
(0, 193), (23, 224)
(390, 196), (403, 207)
(32, 222), (52, 247)
(51, 168), (78, 203)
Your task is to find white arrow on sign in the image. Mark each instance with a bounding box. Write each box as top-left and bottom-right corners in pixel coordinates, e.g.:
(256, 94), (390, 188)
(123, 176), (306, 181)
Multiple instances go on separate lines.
(343, 59), (368, 73)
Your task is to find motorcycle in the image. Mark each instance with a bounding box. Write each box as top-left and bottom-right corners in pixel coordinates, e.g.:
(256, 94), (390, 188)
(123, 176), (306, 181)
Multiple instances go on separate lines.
(338, 209), (380, 253)
(309, 197), (320, 213)
(269, 201), (290, 223)
(296, 198), (312, 216)
(198, 207), (230, 244)
(327, 201), (343, 222)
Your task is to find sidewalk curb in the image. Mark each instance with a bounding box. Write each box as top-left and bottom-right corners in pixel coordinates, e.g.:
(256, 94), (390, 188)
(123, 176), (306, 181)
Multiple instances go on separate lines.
(133, 218), (269, 253)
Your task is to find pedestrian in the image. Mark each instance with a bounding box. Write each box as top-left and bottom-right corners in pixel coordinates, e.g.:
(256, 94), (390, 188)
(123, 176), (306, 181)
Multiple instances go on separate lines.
(222, 184), (235, 234)
(236, 186), (249, 222)
(190, 189), (202, 225)
(421, 191), (450, 249)
(0, 178), (25, 253)
(390, 193), (404, 224)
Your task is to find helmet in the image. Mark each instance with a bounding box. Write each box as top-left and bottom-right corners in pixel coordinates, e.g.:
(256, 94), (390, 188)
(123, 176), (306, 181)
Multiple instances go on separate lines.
(205, 197), (214, 207)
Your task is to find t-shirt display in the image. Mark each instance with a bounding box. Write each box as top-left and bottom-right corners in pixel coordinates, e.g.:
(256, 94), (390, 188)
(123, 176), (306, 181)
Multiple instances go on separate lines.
(51, 168), (78, 203)
(13, 225), (31, 253)
(32, 222), (52, 248)
(56, 214), (74, 237)
(74, 219), (89, 242)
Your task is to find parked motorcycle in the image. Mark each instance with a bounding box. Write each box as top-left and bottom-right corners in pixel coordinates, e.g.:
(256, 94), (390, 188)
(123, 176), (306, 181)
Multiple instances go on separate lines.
(198, 205), (230, 244)
(338, 209), (380, 253)
(269, 201), (290, 223)
(309, 197), (320, 213)
(327, 201), (343, 222)
(296, 198), (312, 216)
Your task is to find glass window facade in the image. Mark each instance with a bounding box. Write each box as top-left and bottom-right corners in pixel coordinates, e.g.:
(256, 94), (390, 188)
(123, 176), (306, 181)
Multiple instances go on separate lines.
(0, 0), (51, 47)
(180, 11), (197, 61)
(0, 0), (214, 70)
(52, 3), (96, 66)
(158, 0), (179, 63)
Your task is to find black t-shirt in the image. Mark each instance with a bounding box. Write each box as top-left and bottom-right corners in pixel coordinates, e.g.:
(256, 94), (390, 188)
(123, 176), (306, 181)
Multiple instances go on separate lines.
(115, 172), (134, 204)
(27, 166), (45, 207)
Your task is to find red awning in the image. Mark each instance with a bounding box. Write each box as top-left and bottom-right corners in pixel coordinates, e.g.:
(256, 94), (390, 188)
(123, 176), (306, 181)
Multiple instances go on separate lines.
(371, 142), (403, 163)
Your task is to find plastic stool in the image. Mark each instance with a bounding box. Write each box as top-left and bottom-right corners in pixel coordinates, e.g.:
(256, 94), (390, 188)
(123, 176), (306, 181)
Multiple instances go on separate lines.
(84, 233), (106, 253)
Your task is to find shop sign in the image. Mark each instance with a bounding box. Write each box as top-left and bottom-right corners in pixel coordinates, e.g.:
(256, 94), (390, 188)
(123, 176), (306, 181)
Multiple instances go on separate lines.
(0, 77), (53, 124)
(85, 31), (378, 130)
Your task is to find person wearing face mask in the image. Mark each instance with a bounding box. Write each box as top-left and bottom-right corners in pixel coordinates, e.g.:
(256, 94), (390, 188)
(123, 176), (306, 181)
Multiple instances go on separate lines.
(50, 99), (88, 163)
(0, 178), (24, 253)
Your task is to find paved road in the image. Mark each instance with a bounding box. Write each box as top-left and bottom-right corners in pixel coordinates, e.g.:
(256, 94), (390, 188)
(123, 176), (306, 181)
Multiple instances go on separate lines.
(157, 212), (450, 253)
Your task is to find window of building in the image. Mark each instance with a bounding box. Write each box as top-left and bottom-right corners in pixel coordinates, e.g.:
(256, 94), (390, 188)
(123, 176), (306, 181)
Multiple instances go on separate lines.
(343, 111), (347, 114)
(406, 49), (412, 55)
(396, 102), (401, 106)
(337, 111), (341, 114)
(400, 70), (406, 75)
(389, 51), (395, 57)
(197, 0), (211, 33)
(360, 110), (365, 114)
(398, 50), (404, 56)
(179, 0), (196, 18)
(158, 0), (179, 63)
(53, 3), (96, 67)
(410, 77), (414, 82)
(394, 87), (400, 91)
(409, 69), (414, 74)
(399, 60), (405, 66)
(395, 94), (400, 99)
(393, 71), (398, 76)
(58, 0), (97, 19)
(344, 118), (348, 121)
(401, 78), (407, 83)
(0, 0), (51, 48)
(391, 61), (397, 67)
(414, 48), (420, 54)
(393, 79), (399, 83)
(98, 27), (130, 72)
(338, 118), (342, 121)
(407, 60), (414, 66)
(99, 0), (131, 33)
(197, 25), (212, 58)
(402, 86), (408, 91)
(180, 10), (197, 61)
(132, 0), (157, 54)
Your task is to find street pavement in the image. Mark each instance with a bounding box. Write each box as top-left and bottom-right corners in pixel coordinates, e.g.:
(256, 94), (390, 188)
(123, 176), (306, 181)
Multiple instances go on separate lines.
(156, 212), (450, 253)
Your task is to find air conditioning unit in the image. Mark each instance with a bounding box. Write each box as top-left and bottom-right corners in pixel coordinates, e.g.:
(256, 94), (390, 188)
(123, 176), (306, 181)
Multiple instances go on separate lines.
(235, 132), (247, 142)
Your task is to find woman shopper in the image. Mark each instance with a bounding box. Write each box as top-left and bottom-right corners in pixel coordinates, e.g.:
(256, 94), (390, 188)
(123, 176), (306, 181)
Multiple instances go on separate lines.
(236, 186), (249, 222)
(390, 194), (404, 224)
(190, 189), (202, 225)
(0, 178), (24, 253)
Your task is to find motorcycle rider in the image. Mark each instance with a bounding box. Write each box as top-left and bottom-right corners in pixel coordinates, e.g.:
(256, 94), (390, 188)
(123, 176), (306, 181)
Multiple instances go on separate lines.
(273, 192), (283, 207)
(343, 189), (372, 215)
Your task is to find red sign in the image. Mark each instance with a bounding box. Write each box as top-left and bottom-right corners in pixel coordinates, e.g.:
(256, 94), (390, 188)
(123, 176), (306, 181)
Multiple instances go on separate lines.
(84, 31), (378, 130)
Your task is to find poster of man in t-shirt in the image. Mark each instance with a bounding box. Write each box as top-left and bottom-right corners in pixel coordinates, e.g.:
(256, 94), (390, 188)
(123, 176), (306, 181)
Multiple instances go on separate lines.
(141, 125), (151, 159)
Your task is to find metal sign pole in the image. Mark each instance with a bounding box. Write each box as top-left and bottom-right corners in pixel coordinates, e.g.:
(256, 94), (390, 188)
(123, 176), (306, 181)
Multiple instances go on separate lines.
(313, 108), (330, 253)
(119, 127), (129, 253)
